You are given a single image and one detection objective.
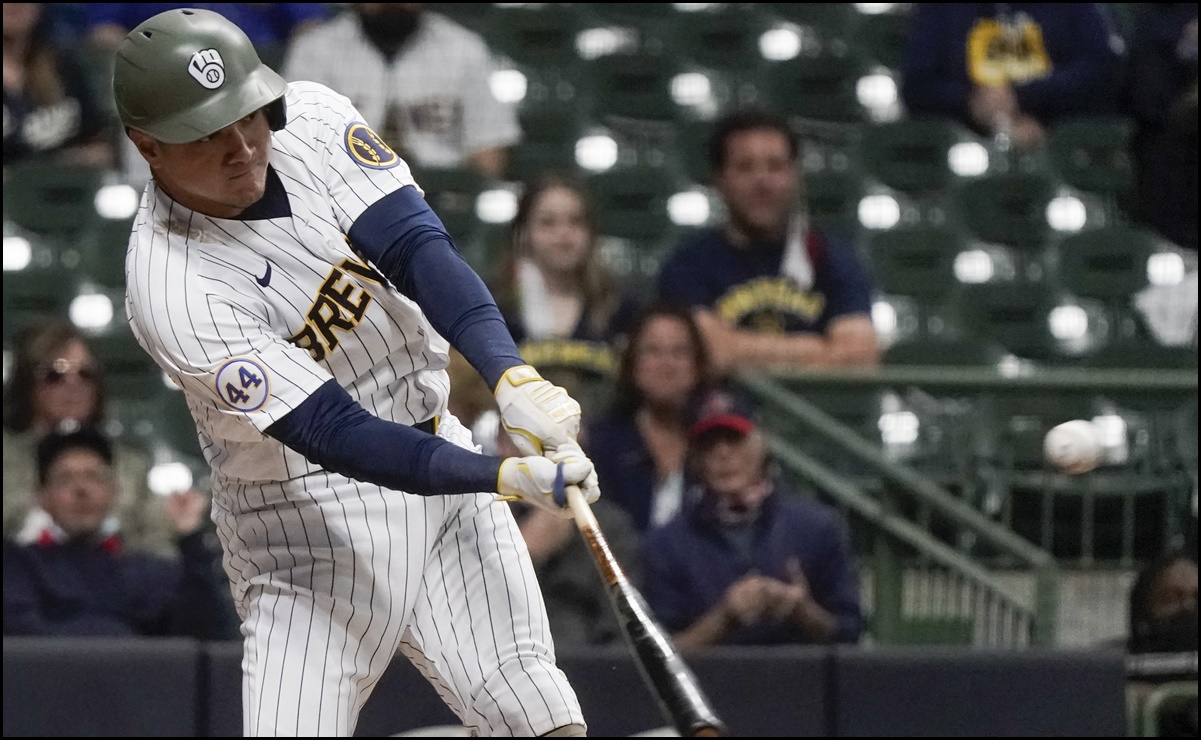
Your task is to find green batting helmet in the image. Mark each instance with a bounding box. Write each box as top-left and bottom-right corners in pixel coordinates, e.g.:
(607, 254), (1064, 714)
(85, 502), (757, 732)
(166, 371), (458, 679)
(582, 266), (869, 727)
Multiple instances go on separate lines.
(112, 7), (287, 144)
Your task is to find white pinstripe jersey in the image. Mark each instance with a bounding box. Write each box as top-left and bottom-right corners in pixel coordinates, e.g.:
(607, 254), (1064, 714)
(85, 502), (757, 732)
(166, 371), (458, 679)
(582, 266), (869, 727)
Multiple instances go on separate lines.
(125, 81), (452, 498)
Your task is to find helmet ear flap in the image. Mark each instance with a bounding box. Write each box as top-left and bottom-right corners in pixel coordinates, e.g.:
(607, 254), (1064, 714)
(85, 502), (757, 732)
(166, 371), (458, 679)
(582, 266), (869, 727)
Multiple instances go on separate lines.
(266, 97), (287, 132)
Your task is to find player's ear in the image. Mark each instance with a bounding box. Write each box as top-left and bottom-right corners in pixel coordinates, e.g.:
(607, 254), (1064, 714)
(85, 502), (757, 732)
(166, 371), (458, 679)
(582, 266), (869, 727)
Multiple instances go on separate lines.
(128, 129), (162, 164)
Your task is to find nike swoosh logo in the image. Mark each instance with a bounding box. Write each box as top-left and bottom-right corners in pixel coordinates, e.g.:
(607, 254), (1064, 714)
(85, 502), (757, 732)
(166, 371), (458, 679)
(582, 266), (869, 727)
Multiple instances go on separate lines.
(256, 261), (272, 288)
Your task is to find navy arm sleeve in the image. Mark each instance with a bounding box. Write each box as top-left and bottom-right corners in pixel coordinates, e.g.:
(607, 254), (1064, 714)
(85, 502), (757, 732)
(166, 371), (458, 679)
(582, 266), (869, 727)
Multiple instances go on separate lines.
(266, 379), (504, 496)
(348, 186), (524, 389)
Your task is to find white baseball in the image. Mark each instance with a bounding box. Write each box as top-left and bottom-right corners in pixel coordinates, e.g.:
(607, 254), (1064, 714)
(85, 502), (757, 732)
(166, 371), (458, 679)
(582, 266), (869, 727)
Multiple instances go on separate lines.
(1044, 420), (1103, 474)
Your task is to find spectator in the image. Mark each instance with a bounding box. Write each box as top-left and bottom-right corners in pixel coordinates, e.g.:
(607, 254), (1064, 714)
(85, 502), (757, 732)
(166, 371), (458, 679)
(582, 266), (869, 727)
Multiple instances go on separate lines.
(901, 3), (1123, 152)
(642, 390), (863, 649)
(493, 421), (641, 648)
(3, 426), (236, 639)
(1128, 549), (1198, 656)
(3, 321), (176, 558)
(2, 2), (115, 167)
(585, 303), (716, 535)
(281, 3), (520, 180)
(1126, 549), (1198, 737)
(490, 172), (643, 418)
(1126, 4), (1197, 250)
(657, 109), (880, 376)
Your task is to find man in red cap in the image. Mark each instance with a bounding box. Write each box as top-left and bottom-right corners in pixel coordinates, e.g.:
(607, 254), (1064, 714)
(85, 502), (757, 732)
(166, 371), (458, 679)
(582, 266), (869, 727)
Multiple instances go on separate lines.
(641, 390), (863, 648)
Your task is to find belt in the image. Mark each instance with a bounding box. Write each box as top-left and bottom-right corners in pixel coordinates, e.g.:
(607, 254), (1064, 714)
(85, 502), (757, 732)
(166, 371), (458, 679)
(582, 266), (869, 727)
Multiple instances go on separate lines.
(414, 416), (437, 435)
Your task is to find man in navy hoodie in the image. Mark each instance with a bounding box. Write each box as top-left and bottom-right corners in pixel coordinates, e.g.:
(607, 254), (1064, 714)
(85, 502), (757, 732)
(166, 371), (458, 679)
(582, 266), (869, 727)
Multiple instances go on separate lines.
(4, 426), (235, 639)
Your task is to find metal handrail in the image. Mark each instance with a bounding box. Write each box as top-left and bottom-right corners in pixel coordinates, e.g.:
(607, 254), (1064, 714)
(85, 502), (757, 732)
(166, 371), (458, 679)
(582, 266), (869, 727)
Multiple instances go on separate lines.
(738, 371), (1061, 644)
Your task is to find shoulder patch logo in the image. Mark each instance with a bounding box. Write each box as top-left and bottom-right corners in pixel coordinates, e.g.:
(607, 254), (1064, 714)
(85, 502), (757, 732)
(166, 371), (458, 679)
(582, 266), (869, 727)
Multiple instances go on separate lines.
(188, 48), (226, 89)
(345, 122), (399, 170)
(215, 357), (269, 412)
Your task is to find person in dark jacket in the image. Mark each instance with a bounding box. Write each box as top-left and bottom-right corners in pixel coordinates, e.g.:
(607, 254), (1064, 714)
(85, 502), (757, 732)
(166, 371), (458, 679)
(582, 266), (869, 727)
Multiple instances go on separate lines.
(901, 3), (1123, 151)
(642, 390), (863, 649)
(3, 426), (236, 639)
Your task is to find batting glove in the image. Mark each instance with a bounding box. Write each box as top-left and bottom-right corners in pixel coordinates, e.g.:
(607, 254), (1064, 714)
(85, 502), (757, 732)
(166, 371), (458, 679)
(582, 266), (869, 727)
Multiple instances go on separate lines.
(493, 365), (581, 457)
(496, 447), (599, 519)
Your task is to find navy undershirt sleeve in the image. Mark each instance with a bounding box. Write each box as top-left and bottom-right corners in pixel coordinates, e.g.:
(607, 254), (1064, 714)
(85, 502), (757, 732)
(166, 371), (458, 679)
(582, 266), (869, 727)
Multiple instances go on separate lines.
(266, 379), (504, 496)
(348, 186), (524, 389)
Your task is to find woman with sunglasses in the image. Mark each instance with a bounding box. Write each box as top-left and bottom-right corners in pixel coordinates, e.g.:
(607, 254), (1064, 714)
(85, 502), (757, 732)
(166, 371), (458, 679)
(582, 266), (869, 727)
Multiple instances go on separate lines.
(3, 320), (175, 557)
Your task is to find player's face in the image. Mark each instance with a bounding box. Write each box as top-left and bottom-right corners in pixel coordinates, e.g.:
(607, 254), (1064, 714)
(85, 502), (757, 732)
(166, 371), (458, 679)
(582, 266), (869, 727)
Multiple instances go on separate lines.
(137, 108), (272, 219)
(523, 186), (591, 277)
(633, 316), (698, 410)
(31, 340), (99, 429)
(38, 448), (118, 539)
(715, 129), (799, 241)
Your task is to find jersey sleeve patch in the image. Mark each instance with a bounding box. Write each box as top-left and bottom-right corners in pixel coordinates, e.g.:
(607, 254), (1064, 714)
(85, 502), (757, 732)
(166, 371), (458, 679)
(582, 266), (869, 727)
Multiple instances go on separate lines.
(344, 122), (400, 170)
(214, 358), (271, 412)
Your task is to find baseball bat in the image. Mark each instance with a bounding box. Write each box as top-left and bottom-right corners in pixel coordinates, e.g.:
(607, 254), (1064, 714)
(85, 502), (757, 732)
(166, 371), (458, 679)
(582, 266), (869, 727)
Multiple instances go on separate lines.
(558, 479), (727, 738)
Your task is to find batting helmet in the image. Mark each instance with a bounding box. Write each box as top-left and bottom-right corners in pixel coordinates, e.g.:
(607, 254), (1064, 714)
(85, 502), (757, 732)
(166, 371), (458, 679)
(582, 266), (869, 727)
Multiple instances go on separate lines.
(112, 7), (287, 144)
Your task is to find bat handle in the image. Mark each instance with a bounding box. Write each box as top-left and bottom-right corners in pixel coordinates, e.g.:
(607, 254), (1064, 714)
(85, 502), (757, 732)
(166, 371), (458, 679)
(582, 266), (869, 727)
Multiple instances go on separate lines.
(563, 483), (599, 530)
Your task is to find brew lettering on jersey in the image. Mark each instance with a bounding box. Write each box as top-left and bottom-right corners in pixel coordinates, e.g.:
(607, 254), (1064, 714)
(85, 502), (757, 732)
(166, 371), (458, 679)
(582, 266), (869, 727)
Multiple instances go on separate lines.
(289, 257), (387, 361)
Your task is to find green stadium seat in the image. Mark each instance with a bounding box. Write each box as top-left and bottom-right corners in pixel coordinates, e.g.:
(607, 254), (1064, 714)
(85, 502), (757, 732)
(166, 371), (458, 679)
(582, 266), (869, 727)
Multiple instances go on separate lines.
(890, 615), (976, 646)
(1047, 117), (1134, 199)
(805, 169), (868, 243)
(953, 171), (1057, 252)
(410, 166), (486, 248)
(2, 268), (81, 342)
(950, 280), (1068, 362)
(90, 326), (162, 400)
(864, 225), (965, 302)
(487, 5), (585, 68)
(855, 7), (914, 70)
(766, 4), (858, 39)
(1054, 225), (1160, 302)
(860, 119), (970, 195)
(507, 104), (585, 181)
(586, 165), (678, 243)
(3, 164), (107, 241)
(883, 335), (1009, 368)
(760, 47), (870, 123)
(80, 217), (136, 291)
(672, 6), (772, 75)
(585, 52), (683, 125)
(672, 118), (715, 185)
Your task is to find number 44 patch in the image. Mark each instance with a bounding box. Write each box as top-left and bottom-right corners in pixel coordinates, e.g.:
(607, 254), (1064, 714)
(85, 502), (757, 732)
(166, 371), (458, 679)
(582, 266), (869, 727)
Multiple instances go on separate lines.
(215, 358), (270, 412)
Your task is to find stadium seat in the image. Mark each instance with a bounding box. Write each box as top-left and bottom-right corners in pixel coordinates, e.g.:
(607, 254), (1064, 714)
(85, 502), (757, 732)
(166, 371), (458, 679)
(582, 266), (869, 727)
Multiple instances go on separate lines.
(1053, 224), (1160, 302)
(672, 118), (715, 185)
(90, 326), (162, 401)
(953, 171), (1057, 253)
(80, 217), (136, 291)
(584, 51), (683, 125)
(766, 3), (858, 39)
(760, 47), (870, 124)
(805, 169), (868, 243)
(949, 279), (1068, 362)
(409, 166), (486, 248)
(487, 5), (585, 69)
(586, 165), (678, 244)
(3, 163), (107, 241)
(1047, 117), (1134, 200)
(671, 6), (772, 76)
(2, 268), (80, 343)
(859, 119), (969, 195)
(855, 7), (914, 70)
(864, 225), (965, 303)
(507, 104), (585, 181)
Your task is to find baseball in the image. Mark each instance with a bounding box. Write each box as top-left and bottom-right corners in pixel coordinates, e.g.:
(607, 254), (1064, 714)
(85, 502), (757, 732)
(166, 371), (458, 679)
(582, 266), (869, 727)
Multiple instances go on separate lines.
(1044, 420), (1103, 474)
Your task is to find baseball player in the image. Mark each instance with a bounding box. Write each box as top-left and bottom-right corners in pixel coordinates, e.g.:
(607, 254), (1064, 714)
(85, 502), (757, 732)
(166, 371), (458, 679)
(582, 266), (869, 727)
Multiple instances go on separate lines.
(111, 9), (596, 737)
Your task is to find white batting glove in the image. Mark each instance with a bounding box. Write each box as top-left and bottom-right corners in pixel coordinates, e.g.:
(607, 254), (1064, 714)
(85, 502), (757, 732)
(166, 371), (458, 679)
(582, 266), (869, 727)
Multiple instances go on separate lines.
(493, 365), (581, 456)
(496, 448), (600, 519)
